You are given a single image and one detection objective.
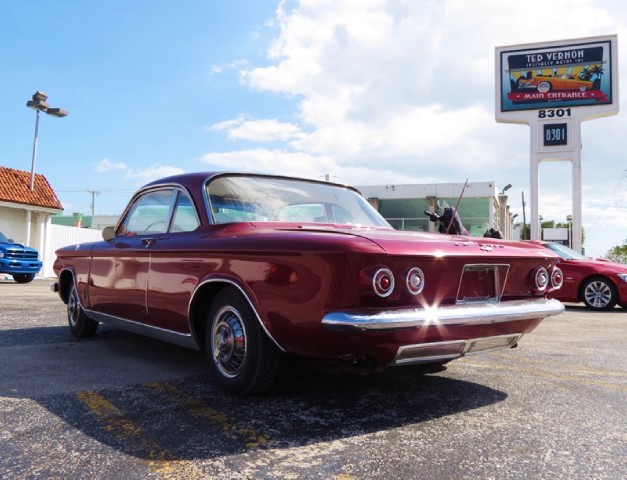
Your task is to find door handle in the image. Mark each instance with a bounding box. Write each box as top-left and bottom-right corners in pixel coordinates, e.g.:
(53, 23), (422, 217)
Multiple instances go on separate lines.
(142, 238), (156, 248)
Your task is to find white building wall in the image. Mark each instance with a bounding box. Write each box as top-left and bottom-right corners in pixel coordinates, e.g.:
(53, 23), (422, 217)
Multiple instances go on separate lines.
(41, 224), (103, 278)
(0, 206), (28, 244)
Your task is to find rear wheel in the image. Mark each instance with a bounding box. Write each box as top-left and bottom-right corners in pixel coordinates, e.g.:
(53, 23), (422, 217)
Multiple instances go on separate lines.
(67, 282), (99, 337)
(12, 273), (35, 283)
(537, 81), (552, 93)
(582, 277), (617, 310)
(206, 287), (280, 394)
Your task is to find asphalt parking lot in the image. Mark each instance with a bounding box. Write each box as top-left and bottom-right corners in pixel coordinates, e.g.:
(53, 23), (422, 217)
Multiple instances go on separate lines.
(1, 279), (625, 479)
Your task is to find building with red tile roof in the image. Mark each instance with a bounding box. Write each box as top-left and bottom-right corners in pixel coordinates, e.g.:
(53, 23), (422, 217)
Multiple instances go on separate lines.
(0, 166), (63, 267)
(0, 166), (63, 210)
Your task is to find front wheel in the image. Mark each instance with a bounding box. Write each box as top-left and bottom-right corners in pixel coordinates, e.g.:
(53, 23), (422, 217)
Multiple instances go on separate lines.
(13, 273), (35, 283)
(206, 287), (280, 394)
(582, 277), (618, 310)
(67, 282), (99, 337)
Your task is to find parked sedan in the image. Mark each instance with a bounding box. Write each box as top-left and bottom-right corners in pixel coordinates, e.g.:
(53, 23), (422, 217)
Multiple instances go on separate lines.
(53, 172), (564, 394)
(529, 241), (627, 310)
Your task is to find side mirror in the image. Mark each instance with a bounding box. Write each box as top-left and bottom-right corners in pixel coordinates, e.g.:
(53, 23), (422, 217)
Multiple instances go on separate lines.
(102, 226), (115, 241)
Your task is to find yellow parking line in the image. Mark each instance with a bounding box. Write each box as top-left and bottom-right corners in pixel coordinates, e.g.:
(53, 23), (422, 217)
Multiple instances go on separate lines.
(144, 381), (274, 448)
(459, 359), (627, 391)
(76, 391), (205, 478)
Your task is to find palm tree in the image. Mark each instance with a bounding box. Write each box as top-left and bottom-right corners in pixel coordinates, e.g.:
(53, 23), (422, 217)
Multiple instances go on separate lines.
(578, 64), (604, 81)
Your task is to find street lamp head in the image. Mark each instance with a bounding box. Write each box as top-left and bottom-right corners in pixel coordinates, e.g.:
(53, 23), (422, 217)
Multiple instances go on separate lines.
(26, 91), (68, 116)
(501, 183), (512, 194)
(45, 107), (69, 118)
(26, 99), (49, 112)
(32, 91), (48, 102)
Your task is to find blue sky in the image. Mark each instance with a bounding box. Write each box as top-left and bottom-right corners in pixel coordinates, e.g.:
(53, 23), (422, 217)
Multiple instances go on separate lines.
(1, 0), (625, 257)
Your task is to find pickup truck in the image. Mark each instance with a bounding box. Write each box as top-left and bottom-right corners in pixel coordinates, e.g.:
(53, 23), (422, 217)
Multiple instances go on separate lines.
(0, 231), (42, 283)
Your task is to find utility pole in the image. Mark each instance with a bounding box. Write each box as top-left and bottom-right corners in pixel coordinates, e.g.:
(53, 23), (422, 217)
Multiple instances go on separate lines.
(86, 189), (101, 216)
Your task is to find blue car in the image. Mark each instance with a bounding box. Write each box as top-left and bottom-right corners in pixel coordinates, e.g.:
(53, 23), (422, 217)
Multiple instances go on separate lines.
(0, 231), (42, 283)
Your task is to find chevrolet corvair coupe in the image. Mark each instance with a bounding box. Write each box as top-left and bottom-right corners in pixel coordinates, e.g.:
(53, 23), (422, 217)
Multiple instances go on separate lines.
(53, 172), (564, 394)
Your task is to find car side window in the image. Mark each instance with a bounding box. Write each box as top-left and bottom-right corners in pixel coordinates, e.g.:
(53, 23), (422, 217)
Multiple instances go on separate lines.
(118, 190), (175, 236)
(171, 192), (200, 232)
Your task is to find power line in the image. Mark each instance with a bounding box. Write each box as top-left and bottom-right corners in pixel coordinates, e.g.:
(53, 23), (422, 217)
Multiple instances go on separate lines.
(589, 168), (627, 227)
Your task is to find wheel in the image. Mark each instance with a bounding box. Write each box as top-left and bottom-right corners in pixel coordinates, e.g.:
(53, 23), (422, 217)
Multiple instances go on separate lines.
(206, 287), (280, 394)
(581, 277), (618, 311)
(67, 282), (99, 337)
(537, 81), (551, 93)
(12, 273), (35, 283)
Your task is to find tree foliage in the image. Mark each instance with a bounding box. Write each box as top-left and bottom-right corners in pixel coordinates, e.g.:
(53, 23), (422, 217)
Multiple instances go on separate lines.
(605, 244), (627, 264)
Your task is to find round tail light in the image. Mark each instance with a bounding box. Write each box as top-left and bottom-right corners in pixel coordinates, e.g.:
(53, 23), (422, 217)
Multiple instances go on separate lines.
(534, 267), (549, 291)
(551, 267), (564, 289)
(373, 268), (395, 297)
(406, 267), (425, 295)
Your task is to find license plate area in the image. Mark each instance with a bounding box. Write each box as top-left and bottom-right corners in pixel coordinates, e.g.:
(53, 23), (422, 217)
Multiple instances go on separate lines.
(456, 264), (509, 304)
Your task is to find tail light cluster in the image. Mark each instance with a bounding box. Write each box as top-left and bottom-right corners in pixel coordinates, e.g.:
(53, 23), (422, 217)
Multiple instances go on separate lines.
(531, 266), (563, 292)
(369, 264), (562, 299)
(372, 266), (425, 298)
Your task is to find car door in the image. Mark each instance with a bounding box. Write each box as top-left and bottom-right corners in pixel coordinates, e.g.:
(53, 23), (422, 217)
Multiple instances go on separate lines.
(88, 188), (177, 323)
(145, 189), (202, 333)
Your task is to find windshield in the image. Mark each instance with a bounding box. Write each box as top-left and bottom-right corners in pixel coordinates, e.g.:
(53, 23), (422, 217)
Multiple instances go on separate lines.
(545, 242), (588, 260)
(0, 231), (9, 243)
(206, 175), (391, 228)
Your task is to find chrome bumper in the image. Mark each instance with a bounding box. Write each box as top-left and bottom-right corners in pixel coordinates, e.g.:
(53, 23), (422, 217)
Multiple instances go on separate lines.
(322, 298), (564, 331)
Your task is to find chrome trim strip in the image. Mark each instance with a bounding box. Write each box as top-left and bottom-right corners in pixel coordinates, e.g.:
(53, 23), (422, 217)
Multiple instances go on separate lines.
(321, 298), (564, 331)
(84, 309), (200, 350)
(393, 333), (522, 365)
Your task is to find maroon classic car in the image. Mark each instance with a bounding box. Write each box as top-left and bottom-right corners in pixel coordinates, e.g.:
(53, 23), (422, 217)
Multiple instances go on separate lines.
(53, 172), (564, 394)
(529, 241), (627, 310)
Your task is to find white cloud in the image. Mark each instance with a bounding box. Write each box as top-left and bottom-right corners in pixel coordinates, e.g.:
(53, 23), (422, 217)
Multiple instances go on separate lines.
(94, 158), (127, 172)
(200, 148), (334, 180)
(123, 165), (186, 185)
(211, 116), (304, 142)
(93, 159), (184, 188)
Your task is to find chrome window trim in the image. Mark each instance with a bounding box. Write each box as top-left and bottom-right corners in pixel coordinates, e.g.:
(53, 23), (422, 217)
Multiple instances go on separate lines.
(116, 183), (201, 235)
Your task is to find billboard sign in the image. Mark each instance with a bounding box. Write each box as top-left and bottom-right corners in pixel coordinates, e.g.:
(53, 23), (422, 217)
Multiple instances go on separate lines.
(497, 36), (616, 116)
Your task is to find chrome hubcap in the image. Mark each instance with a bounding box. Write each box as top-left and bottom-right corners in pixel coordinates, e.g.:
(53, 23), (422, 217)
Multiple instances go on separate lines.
(584, 281), (611, 308)
(211, 306), (247, 378)
(68, 287), (80, 327)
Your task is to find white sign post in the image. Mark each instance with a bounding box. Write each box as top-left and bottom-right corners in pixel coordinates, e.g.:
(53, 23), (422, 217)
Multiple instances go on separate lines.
(495, 35), (618, 252)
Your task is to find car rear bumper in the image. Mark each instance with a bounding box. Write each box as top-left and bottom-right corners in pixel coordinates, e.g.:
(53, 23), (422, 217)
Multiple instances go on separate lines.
(321, 298), (564, 331)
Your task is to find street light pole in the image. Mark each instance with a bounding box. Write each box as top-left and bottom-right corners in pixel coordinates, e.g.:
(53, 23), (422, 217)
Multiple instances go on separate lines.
(29, 109), (42, 191)
(26, 91), (68, 191)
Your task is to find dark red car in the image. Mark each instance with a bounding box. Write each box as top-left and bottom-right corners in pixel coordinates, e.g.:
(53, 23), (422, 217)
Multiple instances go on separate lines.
(529, 241), (627, 310)
(53, 172), (564, 394)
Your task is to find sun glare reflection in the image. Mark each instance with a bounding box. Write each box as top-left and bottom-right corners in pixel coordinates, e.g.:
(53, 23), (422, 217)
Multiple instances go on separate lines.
(423, 305), (440, 324)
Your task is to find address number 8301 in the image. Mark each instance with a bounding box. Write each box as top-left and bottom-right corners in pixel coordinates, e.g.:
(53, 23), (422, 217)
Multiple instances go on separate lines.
(538, 108), (572, 119)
